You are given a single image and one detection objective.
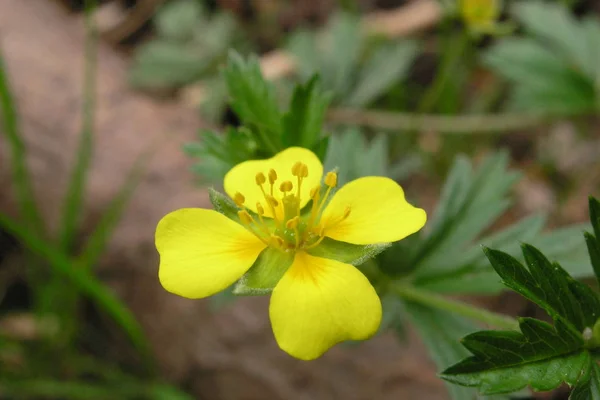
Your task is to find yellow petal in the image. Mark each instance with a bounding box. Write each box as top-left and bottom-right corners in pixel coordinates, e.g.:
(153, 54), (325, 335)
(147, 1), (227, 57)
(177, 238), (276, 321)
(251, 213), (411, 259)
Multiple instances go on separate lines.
(269, 252), (382, 360)
(320, 176), (426, 245)
(224, 147), (323, 218)
(156, 208), (266, 299)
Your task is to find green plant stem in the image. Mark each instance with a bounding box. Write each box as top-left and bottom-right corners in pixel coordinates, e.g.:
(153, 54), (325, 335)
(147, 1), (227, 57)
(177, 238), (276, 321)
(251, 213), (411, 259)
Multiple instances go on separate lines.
(327, 108), (548, 133)
(417, 29), (470, 114)
(393, 284), (520, 331)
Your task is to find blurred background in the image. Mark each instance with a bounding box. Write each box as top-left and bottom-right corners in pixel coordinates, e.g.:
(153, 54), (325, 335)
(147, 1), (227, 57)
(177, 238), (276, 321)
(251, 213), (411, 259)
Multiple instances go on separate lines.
(1, 0), (600, 398)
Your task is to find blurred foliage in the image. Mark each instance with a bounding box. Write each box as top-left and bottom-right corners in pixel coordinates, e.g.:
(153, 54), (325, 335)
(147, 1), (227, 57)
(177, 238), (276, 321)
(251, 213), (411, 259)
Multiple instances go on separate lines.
(0, 3), (192, 398)
(129, 0), (246, 92)
(442, 198), (600, 398)
(287, 12), (418, 107)
(185, 52), (331, 183)
(485, 1), (600, 115)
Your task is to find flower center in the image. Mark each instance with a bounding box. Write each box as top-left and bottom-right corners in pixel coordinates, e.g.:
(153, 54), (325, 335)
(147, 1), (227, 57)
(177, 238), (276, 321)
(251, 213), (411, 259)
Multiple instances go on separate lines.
(233, 161), (350, 252)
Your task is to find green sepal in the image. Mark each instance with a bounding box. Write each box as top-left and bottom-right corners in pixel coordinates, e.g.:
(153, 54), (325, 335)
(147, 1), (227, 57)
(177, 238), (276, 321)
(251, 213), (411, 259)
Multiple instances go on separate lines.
(233, 247), (294, 295)
(306, 237), (390, 266)
(208, 187), (239, 222)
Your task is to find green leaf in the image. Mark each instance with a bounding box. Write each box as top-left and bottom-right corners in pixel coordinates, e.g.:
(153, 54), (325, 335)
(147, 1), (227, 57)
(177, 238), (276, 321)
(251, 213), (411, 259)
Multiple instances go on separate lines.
(324, 128), (390, 185)
(485, 245), (600, 332)
(322, 13), (362, 98)
(584, 232), (600, 288)
(233, 247), (294, 295)
(405, 302), (508, 400)
(208, 188), (239, 222)
(129, 41), (211, 89)
(514, 1), (591, 77)
(443, 350), (590, 395)
(585, 197), (600, 288)
(185, 127), (257, 183)
(223, 51), (282, 153)
(306, 237), (390, 266)
(404, 152), (592, 295)
(483, 1), (599, 115)
(590, 197), (600, 240)
(412, 152), (519, 277)
(571, 361), (600, 400)
(155, 0), (204, 41)
(281, 76), (332, 150)
(347, 41), (418, 107)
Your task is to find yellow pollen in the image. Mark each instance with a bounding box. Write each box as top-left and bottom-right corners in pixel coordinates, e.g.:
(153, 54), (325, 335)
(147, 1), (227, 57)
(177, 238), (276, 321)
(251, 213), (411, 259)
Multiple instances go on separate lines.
(268, 169), (278, 184)
(255, 172), (266, 185)
(324, 172), (337, 188)
(280, 181), (293, 193)
(256, 202), (265, 216)
(238, 210), (254, 225)
(233, 192), (245, 207)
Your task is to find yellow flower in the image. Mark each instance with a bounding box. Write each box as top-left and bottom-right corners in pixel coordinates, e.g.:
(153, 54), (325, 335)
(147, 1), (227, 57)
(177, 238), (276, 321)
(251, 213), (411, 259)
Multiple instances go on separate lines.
(155, 147), (426, 360)
(460, 0), (502, 34)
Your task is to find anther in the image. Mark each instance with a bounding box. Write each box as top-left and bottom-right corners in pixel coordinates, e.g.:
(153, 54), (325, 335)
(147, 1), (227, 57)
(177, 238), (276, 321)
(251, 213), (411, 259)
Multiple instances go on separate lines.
(291, 161), (302, 176)
(266, 195), (279, 208)
(233, 192), (245, 207)
(256, 202), (265, 216)
(268, 169), (278, 184)
(255, 172), (266, 185)
(270, 235), (285, 248)
(285, 216), (300, 229)
(238, 210), (254, 225)
(280, 181), (293, 193)
(300, 164), (309, 178)
(325, 172), (337, 188)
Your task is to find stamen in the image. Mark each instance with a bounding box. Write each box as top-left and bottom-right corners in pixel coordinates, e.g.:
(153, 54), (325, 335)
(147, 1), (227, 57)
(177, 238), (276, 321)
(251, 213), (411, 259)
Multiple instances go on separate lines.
(285, 216), (301, 248)
(292, 162), (308, 216)
(268, 169), (277, 196)
(255, 173), (266, 185)
(270, 235), (285, 249)
(324, 172), (337, 188)
(280, 181), (293, 194)
(238, 210), (268, 245)
(266, 195), (279, 208)
(238, 210), (254, 225)
(254, 202), (271, 236)
(291, 162), (302, 177)
(268, 169), (278, 184)
(305, 226), (326, 250)
(233, 192), (245, 207)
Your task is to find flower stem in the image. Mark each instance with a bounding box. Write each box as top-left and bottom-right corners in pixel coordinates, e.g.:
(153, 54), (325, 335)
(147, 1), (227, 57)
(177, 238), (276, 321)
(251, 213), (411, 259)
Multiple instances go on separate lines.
(392, 284), (520, 331)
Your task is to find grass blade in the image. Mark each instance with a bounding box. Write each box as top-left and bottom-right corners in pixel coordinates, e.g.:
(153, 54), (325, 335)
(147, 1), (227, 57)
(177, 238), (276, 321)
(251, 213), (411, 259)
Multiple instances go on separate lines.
(78, 150), (151, 270)
(58, 0), (97, 252)
(0, 212), (150, 358)
(0, 52), (45, 235)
